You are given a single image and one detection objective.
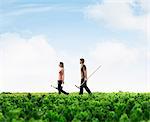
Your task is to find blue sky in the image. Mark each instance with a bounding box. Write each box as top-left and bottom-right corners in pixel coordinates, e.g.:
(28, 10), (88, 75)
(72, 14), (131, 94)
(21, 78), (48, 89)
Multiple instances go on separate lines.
(0, 0), (147, 52)
(0, 0), (99, 50)
(0, 0), (149, 92)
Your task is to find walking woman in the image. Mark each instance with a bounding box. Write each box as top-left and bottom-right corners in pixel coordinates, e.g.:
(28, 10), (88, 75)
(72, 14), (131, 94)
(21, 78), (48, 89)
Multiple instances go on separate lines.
(57, 62), (69, 95)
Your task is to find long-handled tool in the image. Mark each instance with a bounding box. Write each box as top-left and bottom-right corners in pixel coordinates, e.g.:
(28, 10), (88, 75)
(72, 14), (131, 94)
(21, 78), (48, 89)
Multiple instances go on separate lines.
(51, 85), (58, 90)
(50, 82), (64, 90)
(75, 65), (102, 89)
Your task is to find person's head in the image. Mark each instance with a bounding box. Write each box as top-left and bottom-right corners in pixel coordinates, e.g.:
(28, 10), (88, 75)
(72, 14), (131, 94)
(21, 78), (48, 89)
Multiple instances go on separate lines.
(80, 58), (85, 64)
(59, 62), (64, 68)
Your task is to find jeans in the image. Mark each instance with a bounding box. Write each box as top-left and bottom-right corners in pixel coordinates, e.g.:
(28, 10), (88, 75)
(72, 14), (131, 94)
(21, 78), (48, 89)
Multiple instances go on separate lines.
(79, 78), (91, 94)
(58, 80), (69, 95)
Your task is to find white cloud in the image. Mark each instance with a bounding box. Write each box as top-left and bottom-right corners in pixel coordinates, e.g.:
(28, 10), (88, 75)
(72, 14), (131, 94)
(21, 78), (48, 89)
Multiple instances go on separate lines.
(88, 40), (149, 92)
(90, 41), (139, 66)
(85, 0), (149, 32)
(0, 33), (58, 92)
(0, 3), (82, 17)
(2, 5), (53, 16)
(0, 33), (149, 93)
(0, 33), (81, 93)
(139, 0), (150, 13)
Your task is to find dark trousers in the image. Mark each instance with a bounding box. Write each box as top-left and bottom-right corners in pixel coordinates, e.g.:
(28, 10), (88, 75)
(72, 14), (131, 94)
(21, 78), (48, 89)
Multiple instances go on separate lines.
(79, 78), (92, 94)
(58, 80), (69, 95)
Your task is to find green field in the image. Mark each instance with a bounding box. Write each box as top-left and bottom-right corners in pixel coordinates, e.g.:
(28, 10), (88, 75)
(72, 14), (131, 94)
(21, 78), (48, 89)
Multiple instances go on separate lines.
(0, 92), (150, 122)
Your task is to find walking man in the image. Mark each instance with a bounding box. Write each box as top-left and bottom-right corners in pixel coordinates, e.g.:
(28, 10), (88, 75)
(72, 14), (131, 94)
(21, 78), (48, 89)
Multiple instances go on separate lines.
(79, 58), (92, 95)
(57, 62), (69, 95)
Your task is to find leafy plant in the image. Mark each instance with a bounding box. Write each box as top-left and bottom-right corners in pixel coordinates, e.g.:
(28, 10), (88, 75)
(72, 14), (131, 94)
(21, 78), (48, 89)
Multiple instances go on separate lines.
(0, 92), (149, 122)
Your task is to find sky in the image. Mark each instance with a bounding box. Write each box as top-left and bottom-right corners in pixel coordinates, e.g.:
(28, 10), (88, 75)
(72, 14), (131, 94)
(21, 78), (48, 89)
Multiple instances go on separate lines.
(0, 0), (149, 93)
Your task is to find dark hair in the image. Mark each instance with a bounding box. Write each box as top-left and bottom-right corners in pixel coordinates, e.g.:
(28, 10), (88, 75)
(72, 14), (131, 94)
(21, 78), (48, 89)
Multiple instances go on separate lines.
(60, 62), (64, 67)
(80, 58), (85, 63)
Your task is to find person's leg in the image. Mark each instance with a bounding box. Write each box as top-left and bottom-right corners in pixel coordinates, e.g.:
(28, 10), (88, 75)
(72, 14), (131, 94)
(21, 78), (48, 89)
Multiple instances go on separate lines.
(60, 89), (69, 95)
(84, 81), (92, 94)
(58, 81), (69, 95)
(58, 81), (61, 94)
(79, 79), (84, 94)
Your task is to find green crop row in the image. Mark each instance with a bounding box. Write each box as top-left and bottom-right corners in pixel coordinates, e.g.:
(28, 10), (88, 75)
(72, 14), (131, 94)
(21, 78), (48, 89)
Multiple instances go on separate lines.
(0, 92), (150, 122)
